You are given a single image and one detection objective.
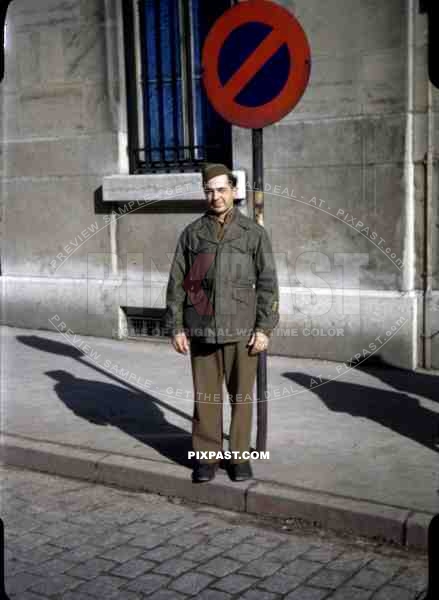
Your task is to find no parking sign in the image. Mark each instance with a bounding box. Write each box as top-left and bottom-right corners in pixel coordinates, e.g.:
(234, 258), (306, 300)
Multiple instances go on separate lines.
(202, 0), (311, 128)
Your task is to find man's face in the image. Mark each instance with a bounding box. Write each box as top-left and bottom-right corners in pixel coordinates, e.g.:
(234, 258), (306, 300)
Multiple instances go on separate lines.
(204, 174), (236, 216)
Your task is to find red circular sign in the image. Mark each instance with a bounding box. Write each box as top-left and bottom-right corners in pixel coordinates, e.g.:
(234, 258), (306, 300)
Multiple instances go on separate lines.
(202, 0), (311, 129)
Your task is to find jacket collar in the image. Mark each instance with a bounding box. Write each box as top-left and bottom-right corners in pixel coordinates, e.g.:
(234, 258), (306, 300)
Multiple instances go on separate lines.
(196, 207), (250, 243)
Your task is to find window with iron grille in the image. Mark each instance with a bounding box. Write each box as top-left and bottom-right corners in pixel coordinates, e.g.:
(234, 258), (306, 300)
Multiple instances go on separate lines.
(123, 0), (234, 174)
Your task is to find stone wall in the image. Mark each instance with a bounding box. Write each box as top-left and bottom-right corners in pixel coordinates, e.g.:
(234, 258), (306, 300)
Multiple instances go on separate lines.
(1, 0), (120, 336)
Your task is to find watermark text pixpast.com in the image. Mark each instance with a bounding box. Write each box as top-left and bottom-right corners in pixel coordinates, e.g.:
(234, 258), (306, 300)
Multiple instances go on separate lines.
(189, 451), (269, 461)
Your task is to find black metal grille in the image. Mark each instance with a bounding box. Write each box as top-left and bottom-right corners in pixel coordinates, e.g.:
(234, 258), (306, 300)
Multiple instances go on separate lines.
(124, 308), (170, 339)
(133, 144), (223, 174)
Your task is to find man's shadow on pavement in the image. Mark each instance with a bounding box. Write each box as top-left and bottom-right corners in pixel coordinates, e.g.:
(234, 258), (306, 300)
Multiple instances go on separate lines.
(17, 335), (193, 468)
(284, 357), (439, 452)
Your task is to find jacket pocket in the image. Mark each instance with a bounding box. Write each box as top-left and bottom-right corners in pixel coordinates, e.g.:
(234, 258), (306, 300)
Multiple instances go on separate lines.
(231, 283), (256, 306)
(228, 239), (248, 254)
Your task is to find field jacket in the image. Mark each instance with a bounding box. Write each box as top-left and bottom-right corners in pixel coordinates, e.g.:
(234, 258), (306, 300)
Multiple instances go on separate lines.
(165, 208), (279, 344)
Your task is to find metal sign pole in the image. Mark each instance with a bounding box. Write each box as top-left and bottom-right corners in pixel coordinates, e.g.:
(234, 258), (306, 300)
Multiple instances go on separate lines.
(426, 514), (439, 599)
(201, 0), (311, 455)
(253, 127), (267, 452)
(0, 519), (10, 599)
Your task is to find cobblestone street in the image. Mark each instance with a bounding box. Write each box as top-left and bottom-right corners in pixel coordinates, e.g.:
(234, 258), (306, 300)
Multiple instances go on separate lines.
(1, 466), (428, 599)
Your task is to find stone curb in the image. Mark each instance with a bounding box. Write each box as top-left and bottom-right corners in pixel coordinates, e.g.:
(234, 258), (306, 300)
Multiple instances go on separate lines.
(406, 512), (433, 549)
(0, 434), (433, 549)
(247, 482), (410, 545)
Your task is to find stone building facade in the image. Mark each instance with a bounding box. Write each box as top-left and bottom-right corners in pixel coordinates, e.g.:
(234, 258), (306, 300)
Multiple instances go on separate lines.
(1, 0), (438, 369)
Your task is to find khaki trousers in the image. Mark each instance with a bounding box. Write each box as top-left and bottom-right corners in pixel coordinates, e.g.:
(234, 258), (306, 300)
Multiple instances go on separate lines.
(190, 340), (258, 464)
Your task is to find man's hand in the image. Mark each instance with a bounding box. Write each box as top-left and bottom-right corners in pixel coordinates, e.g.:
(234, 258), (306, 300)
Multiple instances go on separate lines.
(172, 332), (190, 354)
(247, 331), (269, 355)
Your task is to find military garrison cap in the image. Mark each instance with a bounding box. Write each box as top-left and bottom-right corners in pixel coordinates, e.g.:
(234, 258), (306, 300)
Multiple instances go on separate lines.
(201, 163), (234, 184)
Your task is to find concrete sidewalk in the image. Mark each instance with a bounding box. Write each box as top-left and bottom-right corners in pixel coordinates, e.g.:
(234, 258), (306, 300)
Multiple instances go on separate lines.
(1, 325), (438, 549)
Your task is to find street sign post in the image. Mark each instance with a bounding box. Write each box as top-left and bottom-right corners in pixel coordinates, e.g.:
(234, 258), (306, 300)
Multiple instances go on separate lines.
(0, 518), (10, 599)
(202, 0), (311, 450)
(427, 514), (439, 599)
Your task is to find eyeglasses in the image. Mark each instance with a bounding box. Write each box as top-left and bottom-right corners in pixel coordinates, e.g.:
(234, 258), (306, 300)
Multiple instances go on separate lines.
(204, 187), (232, 196)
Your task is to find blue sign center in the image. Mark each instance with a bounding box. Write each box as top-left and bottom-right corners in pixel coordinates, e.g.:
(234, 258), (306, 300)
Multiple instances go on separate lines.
(218, 21), (290, 107)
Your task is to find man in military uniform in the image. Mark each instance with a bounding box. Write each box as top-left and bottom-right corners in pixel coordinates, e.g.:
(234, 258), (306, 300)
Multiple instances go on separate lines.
(166, 163), (279, 483)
